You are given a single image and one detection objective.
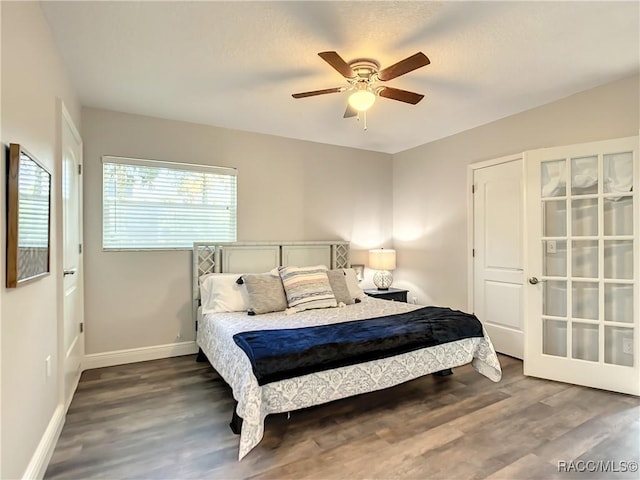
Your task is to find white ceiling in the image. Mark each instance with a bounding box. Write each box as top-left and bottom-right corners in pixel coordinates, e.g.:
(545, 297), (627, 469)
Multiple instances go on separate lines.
(41, 1), (639, 154)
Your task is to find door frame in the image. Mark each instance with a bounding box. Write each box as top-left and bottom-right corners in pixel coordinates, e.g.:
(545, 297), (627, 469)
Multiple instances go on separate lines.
(467, 152), (527, 316)
(56, 99), (84, 409)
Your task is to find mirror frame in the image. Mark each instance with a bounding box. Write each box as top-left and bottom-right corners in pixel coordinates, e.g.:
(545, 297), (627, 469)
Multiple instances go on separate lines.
(6, 143), (52, 288)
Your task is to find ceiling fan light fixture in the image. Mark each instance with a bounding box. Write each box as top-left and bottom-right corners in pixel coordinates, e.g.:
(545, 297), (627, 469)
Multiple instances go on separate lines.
(292, 51), (429, 116)
(348, 87), (376, 112)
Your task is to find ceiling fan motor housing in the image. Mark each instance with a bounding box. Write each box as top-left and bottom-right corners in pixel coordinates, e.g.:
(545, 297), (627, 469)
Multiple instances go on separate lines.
(348, 59), (380, 82)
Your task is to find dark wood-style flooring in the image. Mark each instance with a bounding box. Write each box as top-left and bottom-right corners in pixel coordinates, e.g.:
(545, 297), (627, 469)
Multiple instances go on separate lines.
(45, 354), (640, 479)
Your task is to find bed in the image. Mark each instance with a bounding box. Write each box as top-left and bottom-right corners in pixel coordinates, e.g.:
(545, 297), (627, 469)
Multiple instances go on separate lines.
(192, 241), (502, 460)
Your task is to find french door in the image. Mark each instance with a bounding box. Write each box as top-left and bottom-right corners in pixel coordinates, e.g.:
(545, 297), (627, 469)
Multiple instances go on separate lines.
(524, 136), (639, 395)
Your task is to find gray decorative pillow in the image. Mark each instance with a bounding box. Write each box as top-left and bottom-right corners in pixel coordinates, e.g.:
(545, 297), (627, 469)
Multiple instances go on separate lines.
(343, 268), (365, 301)
(241, 273), (288, 315)
(326, 269), (354, 305)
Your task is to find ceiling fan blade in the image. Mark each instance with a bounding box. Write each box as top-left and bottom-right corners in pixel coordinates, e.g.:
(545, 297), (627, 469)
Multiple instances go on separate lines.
(318, 51), (356, 78)
(292, 87), (342, 99)
(343, 104), (357, 118)
(377, 52), (430, 81)
(378, 86), (425, 105)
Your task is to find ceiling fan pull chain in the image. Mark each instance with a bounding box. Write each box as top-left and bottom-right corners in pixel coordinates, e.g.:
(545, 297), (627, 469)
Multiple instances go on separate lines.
(364, 111), (368, 131)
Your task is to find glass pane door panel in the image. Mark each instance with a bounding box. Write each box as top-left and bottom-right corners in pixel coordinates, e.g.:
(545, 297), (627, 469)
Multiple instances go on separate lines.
(572, 240), (598, 278)
(571, 198), (598, 236)
(544, 200), (567, 236)
(541, 160), (566, 197)
(544, 281), (567, 317)
(543, 240), (567, 276)
(543, 319), (567, 357)
(604, 240), (634, 279)
(572, 323), (599, 362)
(571, 156), (598, 195)
(572, 282), (599, 320)
(604, 152), (633, 195)
(605, 284), (634, 323)
(605, 326), (634, 366)
(604, 197), (633, 236)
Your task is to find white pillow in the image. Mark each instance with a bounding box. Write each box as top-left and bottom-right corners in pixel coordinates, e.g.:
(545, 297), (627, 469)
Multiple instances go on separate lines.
(343, 268), (365, 301)
(199, 273), (248, 314)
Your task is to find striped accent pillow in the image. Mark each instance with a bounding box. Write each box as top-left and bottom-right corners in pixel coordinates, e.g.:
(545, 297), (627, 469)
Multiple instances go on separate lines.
(278, 265), (338, 313)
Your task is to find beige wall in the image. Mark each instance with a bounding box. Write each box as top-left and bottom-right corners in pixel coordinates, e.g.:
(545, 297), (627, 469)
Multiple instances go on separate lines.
(392, 74), (639, 309)
(82, 108), (393, 354)
(1, 2), (81, 479)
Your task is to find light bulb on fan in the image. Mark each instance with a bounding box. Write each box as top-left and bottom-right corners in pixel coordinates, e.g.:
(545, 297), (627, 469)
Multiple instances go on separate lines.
(348, 83), (376, 112)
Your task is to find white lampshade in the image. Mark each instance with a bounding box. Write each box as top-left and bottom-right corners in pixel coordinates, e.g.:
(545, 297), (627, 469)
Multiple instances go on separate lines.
(369, 249), (396, 271)
(348, 89), (376, 112)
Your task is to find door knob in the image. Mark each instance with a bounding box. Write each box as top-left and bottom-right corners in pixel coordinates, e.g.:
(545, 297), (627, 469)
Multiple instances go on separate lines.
(529, 277), (541, 285)
(63, 268), (77, 276)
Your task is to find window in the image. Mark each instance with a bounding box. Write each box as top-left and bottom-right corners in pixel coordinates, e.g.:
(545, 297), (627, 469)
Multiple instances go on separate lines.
(102, 156), (237, 250)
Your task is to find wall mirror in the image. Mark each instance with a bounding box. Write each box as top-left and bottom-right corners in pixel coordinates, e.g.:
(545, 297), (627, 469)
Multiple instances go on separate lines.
(6, 143), (51, 288)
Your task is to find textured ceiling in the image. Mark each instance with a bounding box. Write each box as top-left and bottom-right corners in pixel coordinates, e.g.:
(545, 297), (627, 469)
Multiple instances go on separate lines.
(41, 1), (639, 154)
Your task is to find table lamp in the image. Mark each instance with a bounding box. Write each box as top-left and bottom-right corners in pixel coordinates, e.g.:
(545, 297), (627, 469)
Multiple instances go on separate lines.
(368, 248), (396, 290)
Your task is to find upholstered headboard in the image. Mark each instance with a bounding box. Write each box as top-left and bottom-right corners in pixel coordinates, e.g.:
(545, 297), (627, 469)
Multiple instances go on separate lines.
(192, 241), (351, 324)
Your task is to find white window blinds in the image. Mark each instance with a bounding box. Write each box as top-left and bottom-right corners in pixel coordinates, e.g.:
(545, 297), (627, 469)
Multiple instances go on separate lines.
(102, 156), (237, 250)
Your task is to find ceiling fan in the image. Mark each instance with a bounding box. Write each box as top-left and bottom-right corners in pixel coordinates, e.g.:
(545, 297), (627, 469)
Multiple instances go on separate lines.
(292, 51), (430, 118)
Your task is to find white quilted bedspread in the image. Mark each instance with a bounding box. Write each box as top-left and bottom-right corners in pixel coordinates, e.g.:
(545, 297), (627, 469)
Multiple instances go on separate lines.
(197, 297), (502, 460)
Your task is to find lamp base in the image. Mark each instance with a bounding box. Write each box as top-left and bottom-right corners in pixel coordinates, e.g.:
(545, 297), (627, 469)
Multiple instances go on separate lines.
(373, 270), (393, 290)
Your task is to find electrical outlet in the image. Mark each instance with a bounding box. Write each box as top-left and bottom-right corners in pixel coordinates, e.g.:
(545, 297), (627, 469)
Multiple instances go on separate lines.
(622, 338), (633, 355)
(45, 355), (52, 379)
(546, 240), (557, 254)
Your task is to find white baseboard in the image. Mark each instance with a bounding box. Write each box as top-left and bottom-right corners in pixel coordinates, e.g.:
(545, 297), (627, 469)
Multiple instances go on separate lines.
(22, 404), (65, 480)
(83, 341), (198, 370)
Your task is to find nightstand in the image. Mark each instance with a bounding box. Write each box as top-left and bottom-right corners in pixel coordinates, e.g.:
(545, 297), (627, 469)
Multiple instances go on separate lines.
(364, 288), (408, 303)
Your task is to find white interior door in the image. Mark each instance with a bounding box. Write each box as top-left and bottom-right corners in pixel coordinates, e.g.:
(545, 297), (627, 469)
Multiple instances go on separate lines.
(62, 105), (83, 405)
(524, 136), (639, 395)
(473, 159), (524, 358)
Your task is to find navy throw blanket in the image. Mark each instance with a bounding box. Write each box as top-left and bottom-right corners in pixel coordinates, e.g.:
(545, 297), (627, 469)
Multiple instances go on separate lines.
(233, 306), (484, 386)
